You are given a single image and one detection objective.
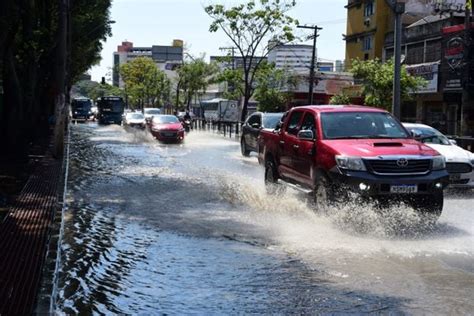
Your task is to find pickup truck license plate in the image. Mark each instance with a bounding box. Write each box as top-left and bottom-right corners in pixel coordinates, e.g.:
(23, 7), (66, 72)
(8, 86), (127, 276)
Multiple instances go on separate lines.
(390, 184), (418, 194)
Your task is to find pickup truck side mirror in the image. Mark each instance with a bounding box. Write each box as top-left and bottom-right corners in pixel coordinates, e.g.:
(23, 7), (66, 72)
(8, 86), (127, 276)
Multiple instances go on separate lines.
(449, 139), (457, 145)
(275, 121), (282, 130)
(297, 129), (314, 141)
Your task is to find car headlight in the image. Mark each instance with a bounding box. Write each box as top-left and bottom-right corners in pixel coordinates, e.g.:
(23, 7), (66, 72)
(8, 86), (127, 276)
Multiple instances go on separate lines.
(335, 155), (367, 171)
(432, 155), (446, 170)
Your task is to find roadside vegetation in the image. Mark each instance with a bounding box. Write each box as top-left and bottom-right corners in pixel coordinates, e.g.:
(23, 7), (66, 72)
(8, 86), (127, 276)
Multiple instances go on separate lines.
(0, 0), (113, 159)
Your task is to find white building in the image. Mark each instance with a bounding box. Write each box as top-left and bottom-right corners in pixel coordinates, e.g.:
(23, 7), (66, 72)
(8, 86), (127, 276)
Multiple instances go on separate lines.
(113, 40), (184, 88)
(268, 44), (315, 72)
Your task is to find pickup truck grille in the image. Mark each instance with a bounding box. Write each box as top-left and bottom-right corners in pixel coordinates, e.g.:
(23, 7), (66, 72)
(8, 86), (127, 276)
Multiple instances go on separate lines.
(365, 159), (431, 175)
(446, 162), (472, 174)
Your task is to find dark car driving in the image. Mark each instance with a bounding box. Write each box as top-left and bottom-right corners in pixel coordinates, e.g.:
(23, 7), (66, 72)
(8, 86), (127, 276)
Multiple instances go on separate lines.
(240, 112), (283, 156)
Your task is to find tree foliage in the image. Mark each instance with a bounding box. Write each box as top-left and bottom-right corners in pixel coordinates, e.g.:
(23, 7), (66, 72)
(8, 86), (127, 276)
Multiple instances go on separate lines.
(175, 58), (219, 110)
(120, 57), (171, 109)
(329, 93), (351, 105)
(350, 58), (426, 110)
(254, 62), (296, 112)
(205, 0), (298, 121)
(74, 80), (122, 101)
(0, 0), (112, 158)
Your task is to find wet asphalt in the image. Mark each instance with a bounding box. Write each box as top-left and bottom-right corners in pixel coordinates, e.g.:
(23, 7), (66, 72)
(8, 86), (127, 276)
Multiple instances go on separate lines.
(55, 123), (474, 314)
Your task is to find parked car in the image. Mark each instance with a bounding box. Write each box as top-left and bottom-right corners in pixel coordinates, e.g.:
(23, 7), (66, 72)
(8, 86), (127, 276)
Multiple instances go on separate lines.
(144, 108), (161, 121)
(258, 105), (449, 223)
(241, 112), (284, 156)
(403, 123), (474, 188)
(149, 115), (185, 143)
(124, 112), (146, 129)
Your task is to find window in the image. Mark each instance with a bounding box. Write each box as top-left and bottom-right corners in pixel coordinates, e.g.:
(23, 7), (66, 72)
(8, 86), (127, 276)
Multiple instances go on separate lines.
(364, 0), (374, 16)
(285, 111), (303, 136)
(300, 113), (317, 138)
(363, 36), (372, 51)
(321, 112), (409, 139)
(247, 113), (261, 128)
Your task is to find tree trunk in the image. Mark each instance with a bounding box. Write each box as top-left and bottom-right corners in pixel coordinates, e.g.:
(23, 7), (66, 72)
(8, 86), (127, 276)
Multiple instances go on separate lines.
(2, 47), (27, 159)
(52, 0), (68, 159)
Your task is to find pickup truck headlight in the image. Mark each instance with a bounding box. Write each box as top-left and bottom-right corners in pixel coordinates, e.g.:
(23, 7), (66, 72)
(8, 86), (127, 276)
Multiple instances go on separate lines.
(335, 155), (367, 171)
(432, 155), (446, 170)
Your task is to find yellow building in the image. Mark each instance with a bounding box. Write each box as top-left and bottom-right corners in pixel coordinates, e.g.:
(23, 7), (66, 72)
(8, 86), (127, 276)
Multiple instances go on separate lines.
(344, 0), (394, 68)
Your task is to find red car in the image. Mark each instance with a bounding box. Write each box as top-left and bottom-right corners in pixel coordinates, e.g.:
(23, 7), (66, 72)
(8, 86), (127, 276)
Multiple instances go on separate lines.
(149, 115), (185, 142)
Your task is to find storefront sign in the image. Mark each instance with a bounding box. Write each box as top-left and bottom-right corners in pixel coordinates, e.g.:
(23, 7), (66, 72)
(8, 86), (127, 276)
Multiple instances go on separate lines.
(441, 24), (467, 92)
(406, 62), (439, 93)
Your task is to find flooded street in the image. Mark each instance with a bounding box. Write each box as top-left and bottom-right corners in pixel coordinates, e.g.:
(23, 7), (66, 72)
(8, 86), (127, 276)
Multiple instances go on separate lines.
(56, 123), (474, 314)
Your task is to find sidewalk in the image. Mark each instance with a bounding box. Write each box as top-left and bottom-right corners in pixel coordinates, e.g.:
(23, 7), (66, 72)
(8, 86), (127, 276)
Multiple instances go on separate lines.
(0, 140), (65, 314)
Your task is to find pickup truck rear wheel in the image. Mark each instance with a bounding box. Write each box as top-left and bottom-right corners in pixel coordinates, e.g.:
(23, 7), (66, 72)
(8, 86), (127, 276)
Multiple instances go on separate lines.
(241, 138), (250, 157)
(264, 160), (281, 195)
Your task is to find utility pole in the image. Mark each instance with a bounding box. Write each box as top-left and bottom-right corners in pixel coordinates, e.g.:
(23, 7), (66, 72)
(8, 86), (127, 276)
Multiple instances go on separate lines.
(461, 3), (472, 135)
(219, 46), (237, 94)
(386, 0), (405, 119)
(297, 25), (322, 105)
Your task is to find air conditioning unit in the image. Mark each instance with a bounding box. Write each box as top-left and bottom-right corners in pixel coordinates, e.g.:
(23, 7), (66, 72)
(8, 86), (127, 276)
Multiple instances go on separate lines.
(364, 17), (371, 27)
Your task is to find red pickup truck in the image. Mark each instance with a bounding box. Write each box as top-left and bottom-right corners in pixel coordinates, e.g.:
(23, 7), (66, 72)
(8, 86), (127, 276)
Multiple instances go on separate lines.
(257, 105), (449, 221)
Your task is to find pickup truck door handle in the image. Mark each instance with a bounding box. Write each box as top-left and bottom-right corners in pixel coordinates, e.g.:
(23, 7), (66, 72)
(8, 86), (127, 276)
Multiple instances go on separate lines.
(293, 144), (299, 150)
(279, 140), (285, 145)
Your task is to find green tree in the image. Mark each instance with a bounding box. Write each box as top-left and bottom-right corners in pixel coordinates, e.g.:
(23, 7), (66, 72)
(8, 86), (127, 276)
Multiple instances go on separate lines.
(350, 58), (426, 110)
(205, 0), (298, 121)
(120, 57), (171, 110)
(176, 58), (219, 110)
(0, 0), (112, 158)
(253, 62), (296, 112)
(329, 93), (351, 105)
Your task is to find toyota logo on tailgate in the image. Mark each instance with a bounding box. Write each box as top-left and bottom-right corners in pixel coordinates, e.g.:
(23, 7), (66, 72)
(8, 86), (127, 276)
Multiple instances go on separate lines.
(396, 158), (409, 167)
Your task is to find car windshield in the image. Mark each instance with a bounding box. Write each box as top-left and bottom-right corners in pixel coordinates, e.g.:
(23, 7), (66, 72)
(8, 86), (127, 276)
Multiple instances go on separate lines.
(145, 109), (161, 115)
(263, 113), (283, 129)
(153, 115), (179, 124)
(407, 126), (451, 145)
(129, 113), (144, 119)
(321, 112), (409, 139)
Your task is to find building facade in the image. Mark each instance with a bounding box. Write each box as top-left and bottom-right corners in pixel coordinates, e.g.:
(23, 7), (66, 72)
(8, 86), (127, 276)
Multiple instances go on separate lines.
(383, 13), (473, 137)
(113, 40), (183, 88)
(344, 0), (431, 68)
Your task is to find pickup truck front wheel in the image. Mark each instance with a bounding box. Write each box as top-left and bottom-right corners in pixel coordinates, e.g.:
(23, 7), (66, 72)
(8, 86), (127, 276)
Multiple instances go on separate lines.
(313, 176), (335, 213)
(264, 160), (281, 195)
(410, 193), (443, 225)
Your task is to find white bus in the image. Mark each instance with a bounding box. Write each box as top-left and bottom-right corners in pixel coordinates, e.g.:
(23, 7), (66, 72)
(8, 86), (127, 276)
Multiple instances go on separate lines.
(200, 98), (240, 122)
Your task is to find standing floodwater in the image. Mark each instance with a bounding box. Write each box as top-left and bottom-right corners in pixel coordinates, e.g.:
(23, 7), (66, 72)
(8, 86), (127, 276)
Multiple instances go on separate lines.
(55, 123), (474, 314)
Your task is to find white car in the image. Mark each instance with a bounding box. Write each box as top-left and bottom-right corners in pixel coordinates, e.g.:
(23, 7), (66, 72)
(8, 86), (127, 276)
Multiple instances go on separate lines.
(403, 123), (474, 188)
(124, 112), (146, 129)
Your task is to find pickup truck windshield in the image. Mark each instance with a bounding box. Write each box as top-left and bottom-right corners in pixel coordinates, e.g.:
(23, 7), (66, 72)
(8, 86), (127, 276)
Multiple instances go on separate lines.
(321, 112), (409, 139)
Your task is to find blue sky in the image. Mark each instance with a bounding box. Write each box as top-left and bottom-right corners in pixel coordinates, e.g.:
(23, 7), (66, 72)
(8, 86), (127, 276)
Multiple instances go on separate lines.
(90, 0), (348, 82)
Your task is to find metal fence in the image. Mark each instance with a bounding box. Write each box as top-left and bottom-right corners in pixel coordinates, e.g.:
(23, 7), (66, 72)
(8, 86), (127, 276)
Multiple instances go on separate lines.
(193, 119), (241, 139)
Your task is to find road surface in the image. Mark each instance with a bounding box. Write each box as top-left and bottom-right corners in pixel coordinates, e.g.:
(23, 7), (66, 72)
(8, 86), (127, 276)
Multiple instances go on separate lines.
(55, 123), (474, 314)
